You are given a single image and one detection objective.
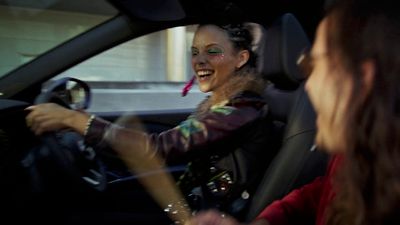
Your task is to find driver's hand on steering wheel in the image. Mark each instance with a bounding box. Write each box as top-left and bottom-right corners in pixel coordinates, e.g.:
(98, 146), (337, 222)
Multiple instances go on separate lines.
(25, 103), (89, 136)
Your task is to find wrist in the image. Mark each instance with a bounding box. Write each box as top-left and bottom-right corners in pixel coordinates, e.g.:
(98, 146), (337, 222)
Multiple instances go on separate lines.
(84, 114), (96, 136)
(64, 110), (90, 135)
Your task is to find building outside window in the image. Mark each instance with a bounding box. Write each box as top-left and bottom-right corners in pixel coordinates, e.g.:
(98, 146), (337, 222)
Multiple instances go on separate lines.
(0, 0), (205, 112)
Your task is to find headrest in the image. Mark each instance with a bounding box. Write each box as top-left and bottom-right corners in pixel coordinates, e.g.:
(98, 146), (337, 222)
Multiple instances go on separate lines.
(246, 22), (266, 53)
(258, 13), (311, 90)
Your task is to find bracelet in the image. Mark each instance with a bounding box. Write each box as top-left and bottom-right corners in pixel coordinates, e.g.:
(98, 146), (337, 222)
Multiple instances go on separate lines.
(84, 114), (96, 136)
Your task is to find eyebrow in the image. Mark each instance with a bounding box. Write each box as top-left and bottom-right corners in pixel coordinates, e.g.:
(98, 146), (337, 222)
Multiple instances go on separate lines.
(191, 43), (223, 49)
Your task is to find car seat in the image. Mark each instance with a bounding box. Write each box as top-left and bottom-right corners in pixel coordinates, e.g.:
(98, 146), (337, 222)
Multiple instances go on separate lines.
(244, 13), (330, 221)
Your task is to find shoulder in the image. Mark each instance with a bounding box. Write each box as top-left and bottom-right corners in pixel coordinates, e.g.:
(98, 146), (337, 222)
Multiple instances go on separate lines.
(229, 91), (266, 110)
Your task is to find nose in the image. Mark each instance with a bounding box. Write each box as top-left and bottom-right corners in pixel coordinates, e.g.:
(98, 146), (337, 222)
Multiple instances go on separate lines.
(192, 53), (207, 66)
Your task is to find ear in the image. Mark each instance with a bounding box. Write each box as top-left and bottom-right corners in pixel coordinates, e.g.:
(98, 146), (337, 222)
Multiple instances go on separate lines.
(360, 59), (375, 98)
(236, 50), (250, 69)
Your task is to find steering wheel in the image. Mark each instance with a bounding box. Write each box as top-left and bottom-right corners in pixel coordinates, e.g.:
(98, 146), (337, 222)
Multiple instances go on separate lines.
(33, 77), (107, 191)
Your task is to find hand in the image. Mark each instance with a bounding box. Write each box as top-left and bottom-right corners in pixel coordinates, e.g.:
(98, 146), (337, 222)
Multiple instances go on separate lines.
(25, 103), (88, 135)
(186, 210), (241, 225)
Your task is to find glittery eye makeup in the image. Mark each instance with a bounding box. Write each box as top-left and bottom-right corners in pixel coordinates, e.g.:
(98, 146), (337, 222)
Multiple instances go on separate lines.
(207, 47), (224, 56)
(190, 45), (224, 60)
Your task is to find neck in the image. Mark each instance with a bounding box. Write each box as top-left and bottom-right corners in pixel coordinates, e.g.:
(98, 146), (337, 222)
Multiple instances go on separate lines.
(209, 74), (264, 106)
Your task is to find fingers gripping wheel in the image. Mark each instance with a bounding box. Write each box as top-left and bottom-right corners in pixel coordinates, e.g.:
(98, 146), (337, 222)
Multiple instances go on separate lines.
(34, 77), (107, 191)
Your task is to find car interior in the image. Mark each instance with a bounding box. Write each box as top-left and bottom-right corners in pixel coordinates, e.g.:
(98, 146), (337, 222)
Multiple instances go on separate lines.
(244, 13), (329, 222)
(0, 0), (328, 224)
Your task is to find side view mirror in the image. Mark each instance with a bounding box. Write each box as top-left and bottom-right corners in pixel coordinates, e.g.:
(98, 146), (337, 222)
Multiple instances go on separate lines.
(37, 77), (91, 110)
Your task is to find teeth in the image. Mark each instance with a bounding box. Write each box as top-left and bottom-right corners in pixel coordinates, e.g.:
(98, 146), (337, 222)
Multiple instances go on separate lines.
(197, 70), (212, 76)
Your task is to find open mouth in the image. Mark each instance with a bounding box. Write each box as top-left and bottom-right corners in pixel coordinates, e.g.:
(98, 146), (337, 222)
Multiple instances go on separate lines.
(197, 70), (213, 81)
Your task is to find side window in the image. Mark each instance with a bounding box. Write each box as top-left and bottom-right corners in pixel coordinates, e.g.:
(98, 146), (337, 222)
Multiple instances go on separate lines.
(0, 3), (116, 78)
(55, 25), (206, 113)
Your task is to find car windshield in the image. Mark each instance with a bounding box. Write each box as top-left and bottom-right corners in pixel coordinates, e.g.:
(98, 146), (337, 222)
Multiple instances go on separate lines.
(0, 0), (117, 78)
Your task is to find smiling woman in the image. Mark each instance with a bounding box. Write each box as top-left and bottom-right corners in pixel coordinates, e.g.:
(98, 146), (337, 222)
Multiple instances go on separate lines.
(191, 24), (259, 100)
(0, 1), (329, 224)
(25, 20), (279, 219)
(189, 0), (400, 225)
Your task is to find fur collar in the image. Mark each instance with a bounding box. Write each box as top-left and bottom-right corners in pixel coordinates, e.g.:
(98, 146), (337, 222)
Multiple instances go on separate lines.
(195, 74), (266, 117)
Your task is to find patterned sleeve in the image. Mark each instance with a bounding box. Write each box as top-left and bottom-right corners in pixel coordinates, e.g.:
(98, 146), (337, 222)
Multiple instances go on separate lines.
(84, 104), (263, 163)
(152, 104), (262, 162)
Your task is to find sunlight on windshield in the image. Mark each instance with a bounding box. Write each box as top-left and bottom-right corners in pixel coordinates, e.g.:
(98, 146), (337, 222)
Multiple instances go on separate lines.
(0, 0), (116, 78)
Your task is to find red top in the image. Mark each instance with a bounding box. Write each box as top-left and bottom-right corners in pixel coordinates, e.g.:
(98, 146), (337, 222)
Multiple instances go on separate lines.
(256, 155), (342, 225)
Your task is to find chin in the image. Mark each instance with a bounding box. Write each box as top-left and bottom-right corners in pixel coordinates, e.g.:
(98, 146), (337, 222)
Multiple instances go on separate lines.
(315, 133), (331, 153)
(199, 85), (211, 93)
